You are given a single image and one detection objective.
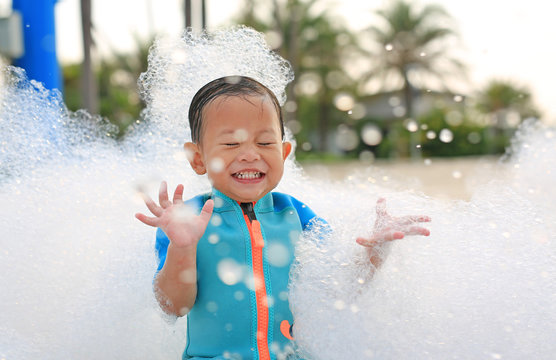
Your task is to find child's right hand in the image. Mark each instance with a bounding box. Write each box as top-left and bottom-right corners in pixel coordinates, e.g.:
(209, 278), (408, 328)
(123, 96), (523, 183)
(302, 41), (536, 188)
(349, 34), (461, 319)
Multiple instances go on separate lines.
(135, 181), (214, 249)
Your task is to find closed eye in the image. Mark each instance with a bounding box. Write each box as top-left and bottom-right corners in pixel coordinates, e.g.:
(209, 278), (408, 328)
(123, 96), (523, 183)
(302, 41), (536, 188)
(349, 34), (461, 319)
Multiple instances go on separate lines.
(223, 143), (239, 147)
(258, 142), (275, 146)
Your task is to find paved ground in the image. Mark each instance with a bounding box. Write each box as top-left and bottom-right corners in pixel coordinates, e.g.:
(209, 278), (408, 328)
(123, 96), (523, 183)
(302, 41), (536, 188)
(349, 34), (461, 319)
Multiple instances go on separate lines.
(299, 156), (503, 201)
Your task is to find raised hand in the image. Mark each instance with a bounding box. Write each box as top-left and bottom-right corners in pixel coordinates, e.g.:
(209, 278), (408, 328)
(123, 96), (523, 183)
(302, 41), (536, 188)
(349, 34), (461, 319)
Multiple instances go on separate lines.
(135, 181), (214, 249)
(356, 198), (431, 247)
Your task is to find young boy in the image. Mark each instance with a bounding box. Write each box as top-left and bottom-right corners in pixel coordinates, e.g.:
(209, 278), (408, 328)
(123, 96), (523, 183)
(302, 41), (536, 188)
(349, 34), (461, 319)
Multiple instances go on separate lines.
(136, 76), (430, 359)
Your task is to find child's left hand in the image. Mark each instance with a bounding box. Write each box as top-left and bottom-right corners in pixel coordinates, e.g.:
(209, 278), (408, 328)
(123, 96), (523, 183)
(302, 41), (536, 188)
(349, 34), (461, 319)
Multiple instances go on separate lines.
(356, 198), (431, 247)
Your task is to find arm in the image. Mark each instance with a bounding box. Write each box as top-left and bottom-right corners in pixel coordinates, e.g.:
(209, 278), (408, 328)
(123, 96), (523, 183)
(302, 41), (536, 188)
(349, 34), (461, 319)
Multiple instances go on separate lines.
(356, 198), (431, 269)
(135, 181), (213, 316)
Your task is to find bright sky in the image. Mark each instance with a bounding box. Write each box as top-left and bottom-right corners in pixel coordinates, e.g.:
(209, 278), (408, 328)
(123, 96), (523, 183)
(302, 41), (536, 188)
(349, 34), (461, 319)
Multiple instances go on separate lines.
(3, 0), (555, 121)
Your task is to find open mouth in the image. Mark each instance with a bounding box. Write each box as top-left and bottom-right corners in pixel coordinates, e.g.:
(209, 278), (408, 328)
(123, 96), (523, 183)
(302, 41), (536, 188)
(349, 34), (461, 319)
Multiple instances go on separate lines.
(232, 171), (264, 180)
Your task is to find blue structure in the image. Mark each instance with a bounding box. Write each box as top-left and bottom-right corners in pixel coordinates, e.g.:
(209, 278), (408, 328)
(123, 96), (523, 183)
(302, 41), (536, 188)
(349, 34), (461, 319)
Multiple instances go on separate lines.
(12, 0), (63, 92)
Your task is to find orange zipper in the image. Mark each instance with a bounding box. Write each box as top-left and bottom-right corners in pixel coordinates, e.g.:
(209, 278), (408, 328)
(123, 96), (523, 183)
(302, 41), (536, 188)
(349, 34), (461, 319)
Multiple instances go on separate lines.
(243, 210), (271, 360)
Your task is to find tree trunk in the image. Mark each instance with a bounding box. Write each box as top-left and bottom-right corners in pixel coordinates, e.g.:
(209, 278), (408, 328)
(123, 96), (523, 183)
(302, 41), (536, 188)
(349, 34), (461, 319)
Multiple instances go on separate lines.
(318, 100), (329, 152)
(184, 0), (192, 28)
(285, 0), (299, 128)
(80, 0), (98, 114)
(403, 69), (421, 160)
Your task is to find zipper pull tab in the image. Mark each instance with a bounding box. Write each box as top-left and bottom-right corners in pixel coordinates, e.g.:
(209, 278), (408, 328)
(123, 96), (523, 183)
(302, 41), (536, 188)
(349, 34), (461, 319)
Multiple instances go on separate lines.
(240, 202), (256, 222)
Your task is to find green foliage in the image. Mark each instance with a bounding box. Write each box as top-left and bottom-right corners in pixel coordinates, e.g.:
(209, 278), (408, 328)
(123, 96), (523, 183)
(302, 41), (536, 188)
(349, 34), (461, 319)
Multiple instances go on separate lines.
(475, 79), (540, 119)
(236, 0), (360, 152)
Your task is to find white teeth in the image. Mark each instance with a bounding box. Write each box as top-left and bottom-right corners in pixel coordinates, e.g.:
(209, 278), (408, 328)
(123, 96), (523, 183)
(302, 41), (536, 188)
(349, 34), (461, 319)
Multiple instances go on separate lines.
(235, 171), (262, 179)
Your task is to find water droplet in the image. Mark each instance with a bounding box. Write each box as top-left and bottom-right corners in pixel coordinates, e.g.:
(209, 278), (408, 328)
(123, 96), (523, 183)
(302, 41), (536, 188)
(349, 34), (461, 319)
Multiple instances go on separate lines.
(452, 170), (462, 179)
(334, 93), (355, 111)
(217, 258), (243, 285)
(234, 290), (245, 301)
(385, 43), (393, 51)
(213, 196), (225, 208)
(361, 124), (383, 146)
(453, 95), (463, 102)
(388, 96), (401, 107)
(393, 106), (406, 117)
(467, 132), (481, 144)
(296, 72), (322, 96)
(264, 30), (283, 49)
(439, 129), (454, 143)
(335, 125), (359, 151)
(359, 150), (375, 163)
(348, 103), (367, 120)
(233, 129), (248, 142)
(211, 214), (222, 226)
(424, 158), (432, 166)
(208, 233), (219, 244)
(426, 130), (436, 140)
(209, 157), (225, 173)
(405, 119), (418, 132)
(179, 306), (190, 316)
(286, 120), (302, 134)
(179, 269), (196, 284)
(334, 300), (346, 310)
(267, 242), (290, 267)
(284, 101), (297, 113)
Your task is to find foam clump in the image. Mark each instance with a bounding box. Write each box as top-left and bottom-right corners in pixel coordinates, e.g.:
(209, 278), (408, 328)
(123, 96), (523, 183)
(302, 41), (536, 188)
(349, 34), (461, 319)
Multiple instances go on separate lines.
(136, 26), (294, 150)
(286, 120), (556, 359)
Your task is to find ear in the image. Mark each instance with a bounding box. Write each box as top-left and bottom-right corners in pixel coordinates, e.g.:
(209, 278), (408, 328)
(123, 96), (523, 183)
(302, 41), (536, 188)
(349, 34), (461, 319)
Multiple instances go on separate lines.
(184, 142), (207, 175)
(282, 141), (292, 160)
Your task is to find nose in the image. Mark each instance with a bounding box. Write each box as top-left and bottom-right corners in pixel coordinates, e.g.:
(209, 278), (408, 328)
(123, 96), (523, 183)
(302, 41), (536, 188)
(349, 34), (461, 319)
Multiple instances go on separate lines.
(238, 143), (261, 162)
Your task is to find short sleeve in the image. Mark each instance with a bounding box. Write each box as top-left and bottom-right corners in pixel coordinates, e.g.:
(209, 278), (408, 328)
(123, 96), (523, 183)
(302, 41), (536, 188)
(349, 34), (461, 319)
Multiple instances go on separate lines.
(155, 228), (169, 272)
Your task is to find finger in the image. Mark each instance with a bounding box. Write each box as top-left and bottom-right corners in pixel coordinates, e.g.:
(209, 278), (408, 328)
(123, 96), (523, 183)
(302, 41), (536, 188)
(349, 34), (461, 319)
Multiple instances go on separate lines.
(357, 230), (404, 246)
(376, 197), (387, 217)
(397, 215), (432, 225)
(198, 199), (214, 228)
(173, 184), (184, 204)
(159, 181), (171, 208)
(135, 213), (159, 227)
(142, 193), (163, 217)
(402, 226), (430, 237)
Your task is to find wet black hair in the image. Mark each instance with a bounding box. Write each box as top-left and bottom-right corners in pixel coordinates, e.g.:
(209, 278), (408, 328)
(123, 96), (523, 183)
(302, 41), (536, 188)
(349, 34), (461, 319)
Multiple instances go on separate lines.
(188, 75), (285, 143)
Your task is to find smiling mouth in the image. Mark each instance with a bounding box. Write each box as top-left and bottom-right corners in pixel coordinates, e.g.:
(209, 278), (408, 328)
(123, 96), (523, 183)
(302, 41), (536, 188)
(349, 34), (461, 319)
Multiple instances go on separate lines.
(232, 171), (264, 180)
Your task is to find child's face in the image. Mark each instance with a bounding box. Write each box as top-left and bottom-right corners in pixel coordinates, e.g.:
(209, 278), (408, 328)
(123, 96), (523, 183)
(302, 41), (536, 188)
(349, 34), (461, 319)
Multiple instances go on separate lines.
(185, 95), (291, 203)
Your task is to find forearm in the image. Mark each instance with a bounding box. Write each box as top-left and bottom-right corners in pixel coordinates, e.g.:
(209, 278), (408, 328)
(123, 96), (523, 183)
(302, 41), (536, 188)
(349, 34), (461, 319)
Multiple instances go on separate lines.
(154, 243), (198, 316)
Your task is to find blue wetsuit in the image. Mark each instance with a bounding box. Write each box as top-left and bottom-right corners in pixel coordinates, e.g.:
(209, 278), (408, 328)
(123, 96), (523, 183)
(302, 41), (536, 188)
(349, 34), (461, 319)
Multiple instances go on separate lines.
(155, 188), (322, 359)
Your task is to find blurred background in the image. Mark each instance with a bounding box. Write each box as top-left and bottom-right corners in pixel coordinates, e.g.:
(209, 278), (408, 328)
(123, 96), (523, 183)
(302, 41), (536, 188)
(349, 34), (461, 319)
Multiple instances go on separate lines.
(1, 0), (554, 199)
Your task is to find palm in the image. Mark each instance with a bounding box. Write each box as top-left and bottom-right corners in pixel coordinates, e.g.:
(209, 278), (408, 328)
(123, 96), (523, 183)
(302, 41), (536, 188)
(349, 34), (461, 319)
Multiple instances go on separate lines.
(136, 181), (214, 249)
(357, 198), (430, 247)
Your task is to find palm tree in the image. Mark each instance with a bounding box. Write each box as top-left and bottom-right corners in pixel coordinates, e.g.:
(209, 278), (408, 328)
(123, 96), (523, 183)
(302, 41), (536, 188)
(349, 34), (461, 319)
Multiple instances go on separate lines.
(362, 0), (465, 158)
(475, 79), (540, 153)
